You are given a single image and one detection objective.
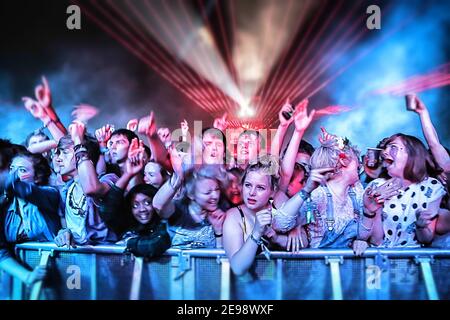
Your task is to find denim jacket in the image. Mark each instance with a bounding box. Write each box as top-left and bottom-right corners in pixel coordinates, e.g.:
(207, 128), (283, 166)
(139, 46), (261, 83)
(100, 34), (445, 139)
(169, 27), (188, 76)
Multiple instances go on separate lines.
(0, 173), (61, 262)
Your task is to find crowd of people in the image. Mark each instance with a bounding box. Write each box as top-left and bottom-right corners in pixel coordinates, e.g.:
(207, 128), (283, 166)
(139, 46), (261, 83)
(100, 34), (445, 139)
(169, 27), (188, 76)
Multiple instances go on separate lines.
(0, 77), (449, 285)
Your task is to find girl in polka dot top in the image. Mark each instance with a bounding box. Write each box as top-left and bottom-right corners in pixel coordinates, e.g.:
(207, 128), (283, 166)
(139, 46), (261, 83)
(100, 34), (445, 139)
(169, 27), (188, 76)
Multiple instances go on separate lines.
(357, 134), (446, 248)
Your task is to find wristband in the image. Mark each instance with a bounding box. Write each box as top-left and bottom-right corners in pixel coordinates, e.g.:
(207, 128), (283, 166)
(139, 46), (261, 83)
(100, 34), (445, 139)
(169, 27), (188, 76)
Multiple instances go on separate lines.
(250, 233), (263, 246)
(214, 232), (223, 238)
(363, 210), (377, 219)
(297, 189), (311, 202)
(99, 146), (109, 155)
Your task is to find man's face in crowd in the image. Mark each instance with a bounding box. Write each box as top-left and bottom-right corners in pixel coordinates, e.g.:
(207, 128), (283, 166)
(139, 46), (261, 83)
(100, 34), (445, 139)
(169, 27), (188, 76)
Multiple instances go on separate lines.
(108, 134), (130, 164)
(202, 131), (225, 165)
(53, 147), (76, 177)
(237, 133), (260, 164)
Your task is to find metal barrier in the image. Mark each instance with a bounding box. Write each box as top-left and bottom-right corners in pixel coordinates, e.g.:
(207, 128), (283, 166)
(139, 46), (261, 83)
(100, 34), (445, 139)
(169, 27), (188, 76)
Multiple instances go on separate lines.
(0, 242), (448, 300)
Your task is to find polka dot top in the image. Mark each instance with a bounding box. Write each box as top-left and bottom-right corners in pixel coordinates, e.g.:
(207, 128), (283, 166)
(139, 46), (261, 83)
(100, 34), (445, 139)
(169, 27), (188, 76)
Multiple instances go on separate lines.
(368, 177), (446, 248)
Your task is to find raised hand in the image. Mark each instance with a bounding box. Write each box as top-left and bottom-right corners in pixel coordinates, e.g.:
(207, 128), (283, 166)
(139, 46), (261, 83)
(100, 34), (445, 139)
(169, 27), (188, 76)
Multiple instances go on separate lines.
(95, 124), (114, 146)
(128, 138), (144, 160)
(414, 95), (428, 115)
(181, 119), (189, 136)
(293, 99), (315, 133)
(22, 97), (47, 120)
(279, 98), (295, 126)
(157, 127), (172, 147)
(213, 113), (227, 132)
(318, 127), (337, 146)
(138, 111), (157, 136)
(72, 104), (99, 124)
(34, 76), (52, 110)
(127, 119), (139, 132)
(168, 145), (184, 180)
(34, 76), (61, 123)
(68, 120), (86, 145)
(126, 138), (145, 176)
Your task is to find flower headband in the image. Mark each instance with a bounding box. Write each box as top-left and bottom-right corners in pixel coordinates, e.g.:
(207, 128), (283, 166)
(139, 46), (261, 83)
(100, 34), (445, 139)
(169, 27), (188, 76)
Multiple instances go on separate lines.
(319, 127), (353, 159)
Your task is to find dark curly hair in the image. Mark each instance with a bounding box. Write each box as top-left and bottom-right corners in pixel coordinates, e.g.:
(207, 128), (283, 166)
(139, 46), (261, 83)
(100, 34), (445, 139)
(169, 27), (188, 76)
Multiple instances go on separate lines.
(13, 150), (52, 185)
(1, 139), (27, 172)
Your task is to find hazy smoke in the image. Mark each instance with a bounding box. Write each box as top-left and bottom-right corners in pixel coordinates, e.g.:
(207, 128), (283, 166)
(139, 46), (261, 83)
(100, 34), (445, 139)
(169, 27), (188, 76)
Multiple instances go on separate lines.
(0, 42), (212, 145)
(314, 0), (450, 152)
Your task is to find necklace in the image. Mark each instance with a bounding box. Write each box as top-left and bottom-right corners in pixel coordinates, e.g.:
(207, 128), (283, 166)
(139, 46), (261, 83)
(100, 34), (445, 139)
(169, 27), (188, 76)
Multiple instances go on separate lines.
(68, 182), (87, 218)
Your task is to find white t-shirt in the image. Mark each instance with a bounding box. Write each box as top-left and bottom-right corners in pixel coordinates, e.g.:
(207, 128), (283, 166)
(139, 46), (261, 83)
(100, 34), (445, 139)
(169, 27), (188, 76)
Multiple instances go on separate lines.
(65, 182), (88, 244)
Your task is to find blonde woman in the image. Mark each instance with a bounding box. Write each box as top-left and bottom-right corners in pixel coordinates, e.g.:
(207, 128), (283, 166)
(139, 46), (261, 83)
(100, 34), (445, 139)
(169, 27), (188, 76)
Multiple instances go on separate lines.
(272, 129), (366, 252)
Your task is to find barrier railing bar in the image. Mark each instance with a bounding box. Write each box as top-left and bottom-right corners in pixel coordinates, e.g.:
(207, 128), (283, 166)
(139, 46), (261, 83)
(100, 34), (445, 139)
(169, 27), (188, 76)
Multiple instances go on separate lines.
(326, 256), (343, 300)
(415, 256), (439, 300)
(90, 254), (97, 300)
(15, 243), (450, 258)
(30, 250), (52, 300)
(219, 257), (231, 300)
(130, 257), (144, 300)
(276, 259), (283, 300)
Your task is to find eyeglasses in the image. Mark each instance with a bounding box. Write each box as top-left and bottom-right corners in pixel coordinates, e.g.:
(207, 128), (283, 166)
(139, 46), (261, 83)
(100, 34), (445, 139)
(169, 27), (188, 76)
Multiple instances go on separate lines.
(385, 144), (405, 157)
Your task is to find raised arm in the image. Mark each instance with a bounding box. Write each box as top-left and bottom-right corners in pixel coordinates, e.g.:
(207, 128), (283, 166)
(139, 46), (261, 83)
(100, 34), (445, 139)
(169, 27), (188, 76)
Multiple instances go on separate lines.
(27, 139), (58, 154)
(69, 121), (111, 197)
(414, 96), (450, 172)
(138, 111), (172, 172)
(270, 99), (294, 159)
(24, 76), (67, 141)
(279, 99), (315, 191)
(95, 124), (114, 176)
(152, 147), (184, 219)
(115, 138), (145, 190)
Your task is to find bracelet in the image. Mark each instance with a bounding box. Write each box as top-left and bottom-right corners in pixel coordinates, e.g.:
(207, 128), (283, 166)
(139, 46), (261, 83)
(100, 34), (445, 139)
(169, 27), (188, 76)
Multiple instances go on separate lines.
(75, 151), (89, 163)
(99, 146), (109, 155)
(76, 156), (92, 168)
(250, 233), (263, 246)
(297, 189), (311, 202)
(214, 232), (223, 238)
(363, 210), (377, 219)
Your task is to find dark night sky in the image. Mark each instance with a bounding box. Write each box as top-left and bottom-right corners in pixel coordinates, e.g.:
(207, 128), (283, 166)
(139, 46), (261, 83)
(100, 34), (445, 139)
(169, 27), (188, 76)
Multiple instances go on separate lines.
(0, 0), (212, 143)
